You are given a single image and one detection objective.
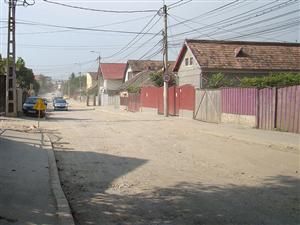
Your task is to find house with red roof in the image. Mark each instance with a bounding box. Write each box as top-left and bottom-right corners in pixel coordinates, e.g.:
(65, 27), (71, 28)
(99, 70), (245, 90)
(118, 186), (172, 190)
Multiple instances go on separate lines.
(98, 63), (127, 95)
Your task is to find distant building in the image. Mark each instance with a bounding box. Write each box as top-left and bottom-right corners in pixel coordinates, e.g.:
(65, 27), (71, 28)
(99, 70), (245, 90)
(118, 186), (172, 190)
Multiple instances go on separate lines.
(98, 63), (127, 95)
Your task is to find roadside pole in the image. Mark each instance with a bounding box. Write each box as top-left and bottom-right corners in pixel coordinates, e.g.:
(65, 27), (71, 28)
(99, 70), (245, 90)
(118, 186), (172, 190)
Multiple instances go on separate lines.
(163, 4), (169, 117)
(34, 98), (46, 129)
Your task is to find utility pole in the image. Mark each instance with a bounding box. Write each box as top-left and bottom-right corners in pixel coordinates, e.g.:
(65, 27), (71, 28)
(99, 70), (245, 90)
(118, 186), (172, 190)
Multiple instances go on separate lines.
(6, 0), (17, 117)
(91, 51), (101, 106)
(162, 4), (169, 117)
(75, 63), (82, 102)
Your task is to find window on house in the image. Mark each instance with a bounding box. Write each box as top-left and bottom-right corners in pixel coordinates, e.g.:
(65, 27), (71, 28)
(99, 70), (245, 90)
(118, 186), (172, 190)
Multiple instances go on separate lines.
(190, 57), (193, 65)
(185, 58), (189, 66)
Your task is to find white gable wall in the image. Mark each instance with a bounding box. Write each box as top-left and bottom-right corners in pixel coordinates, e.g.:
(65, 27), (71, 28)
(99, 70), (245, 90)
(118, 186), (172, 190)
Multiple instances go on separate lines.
(177, 47), (202, 89)
(124, 65), (133, 82)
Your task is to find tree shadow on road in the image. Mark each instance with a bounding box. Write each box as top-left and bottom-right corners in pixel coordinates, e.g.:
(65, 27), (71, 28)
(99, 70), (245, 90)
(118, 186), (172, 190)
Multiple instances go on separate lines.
(54, 148), (300, 225)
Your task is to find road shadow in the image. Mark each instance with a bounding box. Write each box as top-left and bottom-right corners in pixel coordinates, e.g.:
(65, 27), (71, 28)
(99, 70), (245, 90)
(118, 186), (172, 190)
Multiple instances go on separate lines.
(0, 132), (58, 225)
(53, 147), (300, 225)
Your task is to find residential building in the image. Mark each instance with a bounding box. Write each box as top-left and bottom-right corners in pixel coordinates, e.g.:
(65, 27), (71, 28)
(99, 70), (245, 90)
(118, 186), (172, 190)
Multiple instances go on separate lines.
(173, 39), (300, 89)
(98, 63), (127, 95)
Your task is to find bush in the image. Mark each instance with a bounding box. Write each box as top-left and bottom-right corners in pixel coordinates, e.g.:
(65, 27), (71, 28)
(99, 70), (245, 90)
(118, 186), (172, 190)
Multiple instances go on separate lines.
(207, 73), (234, 88)
(240, 72), (300, 88)
(127, 85), (141, 93)
(149, 71), (176, 87)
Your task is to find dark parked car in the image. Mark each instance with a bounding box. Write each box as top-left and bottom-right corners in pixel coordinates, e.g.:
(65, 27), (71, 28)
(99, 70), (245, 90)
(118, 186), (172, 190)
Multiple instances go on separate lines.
(53, 99), (68, 111)
(22, 97), (47, 117)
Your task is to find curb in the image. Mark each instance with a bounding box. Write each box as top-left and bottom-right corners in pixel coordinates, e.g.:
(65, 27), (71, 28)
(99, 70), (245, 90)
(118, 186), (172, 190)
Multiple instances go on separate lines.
(41, 132), (75, 225)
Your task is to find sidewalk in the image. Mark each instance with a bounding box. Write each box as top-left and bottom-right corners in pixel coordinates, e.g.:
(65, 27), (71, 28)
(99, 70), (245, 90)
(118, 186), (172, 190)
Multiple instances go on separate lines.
(0, 127), (59, 225)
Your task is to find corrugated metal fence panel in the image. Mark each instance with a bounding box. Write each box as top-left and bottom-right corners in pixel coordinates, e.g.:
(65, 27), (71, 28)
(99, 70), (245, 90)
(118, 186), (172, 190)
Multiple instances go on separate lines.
(168, 86), (177, 116)
(276, 85), (300, 133)
(107, 95), (120, 107)
(128, 93), (141, 112)
(194, 89), (221, 123)
(178, 84), (195, 111)
(258, 88), (275, 130)
(120, 97), (128, 106)
(141, 86), (159, 108)
(221, 88), (257, 115)
(0, 75), (5, 113)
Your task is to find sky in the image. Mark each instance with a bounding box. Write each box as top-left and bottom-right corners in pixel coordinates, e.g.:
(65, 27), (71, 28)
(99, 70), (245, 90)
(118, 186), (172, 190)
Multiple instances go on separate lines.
(0, 0), (299, 80)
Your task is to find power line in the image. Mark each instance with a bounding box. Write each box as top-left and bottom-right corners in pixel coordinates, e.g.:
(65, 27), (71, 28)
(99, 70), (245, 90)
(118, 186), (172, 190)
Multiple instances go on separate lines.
(169, 0), (298, 39)
(168, 0), (193, 9)
(13, 20), (158, 35)
(103, 12), (160, 59)
(42, 0), (158, 13)
(169, 0), (244, 28)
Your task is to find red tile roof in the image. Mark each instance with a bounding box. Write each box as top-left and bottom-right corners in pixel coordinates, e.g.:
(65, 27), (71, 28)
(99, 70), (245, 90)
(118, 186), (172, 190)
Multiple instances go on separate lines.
(173, 39), (300, 72)
(99, 63), (127, 80)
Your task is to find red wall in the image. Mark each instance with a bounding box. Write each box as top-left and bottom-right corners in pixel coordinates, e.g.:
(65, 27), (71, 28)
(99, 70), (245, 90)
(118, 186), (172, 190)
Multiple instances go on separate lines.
(141, 85), (195, 115)
(141, 86), (159, 108)
(178, 85), (195, 111)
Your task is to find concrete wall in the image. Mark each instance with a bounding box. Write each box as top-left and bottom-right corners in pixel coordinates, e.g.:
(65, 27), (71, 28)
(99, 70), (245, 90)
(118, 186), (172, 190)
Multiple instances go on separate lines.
(221, 113), (256, 127)
(177, 48), (201, 89)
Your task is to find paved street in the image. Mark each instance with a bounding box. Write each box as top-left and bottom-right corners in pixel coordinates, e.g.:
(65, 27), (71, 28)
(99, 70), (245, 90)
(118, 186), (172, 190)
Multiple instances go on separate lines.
(27, 100), (300, 225)
(0, 127), (58, 225)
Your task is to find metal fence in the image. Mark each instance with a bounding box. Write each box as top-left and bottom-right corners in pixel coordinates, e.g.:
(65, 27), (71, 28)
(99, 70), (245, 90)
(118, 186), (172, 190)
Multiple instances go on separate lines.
(222, 87), (257, 115)
(276, 85), (300, 133)
(0, 75), (5, 113)
(194, 89), (221, 123)
(128, 93), (140, 112)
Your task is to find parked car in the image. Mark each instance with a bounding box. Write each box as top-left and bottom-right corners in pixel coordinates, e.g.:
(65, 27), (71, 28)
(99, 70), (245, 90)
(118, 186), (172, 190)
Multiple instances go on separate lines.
(52, 96), (63, 104)
(53, 99), (68, 111)
(22, 97), (47, 117)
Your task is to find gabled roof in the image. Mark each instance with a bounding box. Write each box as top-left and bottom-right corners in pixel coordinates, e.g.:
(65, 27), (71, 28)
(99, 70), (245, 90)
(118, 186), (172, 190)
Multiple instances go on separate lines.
(99, 63), (127, 80)
(127, 60), (164, 72)
(119, 71), (154, 90)
(126, 59), (176, 76)
(173, 39), (300, 72)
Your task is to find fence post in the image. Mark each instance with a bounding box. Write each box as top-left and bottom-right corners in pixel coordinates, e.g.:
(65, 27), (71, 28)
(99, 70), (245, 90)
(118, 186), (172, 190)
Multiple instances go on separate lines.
(272, 87), (277, 129)
(255, 88), (259, 128)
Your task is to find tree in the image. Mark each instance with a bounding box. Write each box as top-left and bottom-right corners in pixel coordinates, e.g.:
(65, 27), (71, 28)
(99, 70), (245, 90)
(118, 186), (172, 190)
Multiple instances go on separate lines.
(149, 71), (176, 87)
(15, 57), (40, 94)
(0, 56), (39, 94)
(0, 54), (5, 75)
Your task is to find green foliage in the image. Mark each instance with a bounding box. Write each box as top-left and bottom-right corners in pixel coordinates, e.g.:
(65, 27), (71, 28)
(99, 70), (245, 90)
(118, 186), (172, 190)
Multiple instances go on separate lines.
(0, 54), (5, 75)
(62, 73), (87, 96)
(127, 85), (141, 93)
(15, 57), (40, 94)
(37, 74), (54, 94)
(149, 71), (176, 87)
(240, 72), (300, 88)
(0, 56), (39, 93)
(207, 73), (234, 88)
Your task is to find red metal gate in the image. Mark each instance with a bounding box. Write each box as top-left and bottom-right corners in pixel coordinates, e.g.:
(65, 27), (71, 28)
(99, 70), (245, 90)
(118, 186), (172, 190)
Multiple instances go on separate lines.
(128, 93), (140, 112)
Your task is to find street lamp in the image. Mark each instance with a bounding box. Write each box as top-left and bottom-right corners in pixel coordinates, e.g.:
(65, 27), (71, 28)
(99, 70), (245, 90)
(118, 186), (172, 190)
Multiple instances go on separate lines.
(90, 51), (101, 106)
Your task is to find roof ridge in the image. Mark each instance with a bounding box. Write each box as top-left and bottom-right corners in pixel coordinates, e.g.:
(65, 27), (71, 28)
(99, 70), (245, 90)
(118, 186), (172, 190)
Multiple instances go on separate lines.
(185, 39), (300, 47)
